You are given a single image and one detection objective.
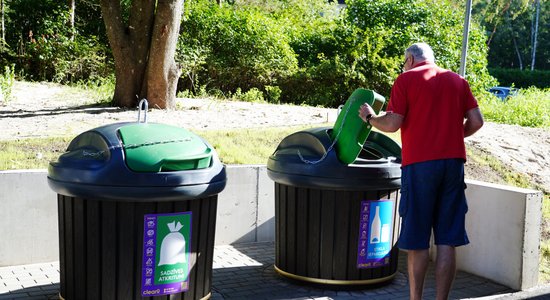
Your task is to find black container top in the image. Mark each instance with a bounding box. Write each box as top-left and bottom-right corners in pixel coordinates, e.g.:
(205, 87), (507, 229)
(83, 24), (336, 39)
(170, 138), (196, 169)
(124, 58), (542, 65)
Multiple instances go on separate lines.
(267, 127), (402, 190)
(47, 122), (226, 201)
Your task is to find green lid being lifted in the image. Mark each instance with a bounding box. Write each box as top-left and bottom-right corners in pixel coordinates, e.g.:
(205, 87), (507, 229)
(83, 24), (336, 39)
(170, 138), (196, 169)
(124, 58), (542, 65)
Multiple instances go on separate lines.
(118, 123), (212, 172)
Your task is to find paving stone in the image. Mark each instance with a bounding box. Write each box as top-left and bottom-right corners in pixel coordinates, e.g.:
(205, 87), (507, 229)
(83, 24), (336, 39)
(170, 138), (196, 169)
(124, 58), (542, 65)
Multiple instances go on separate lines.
(0, 242), (531, 299)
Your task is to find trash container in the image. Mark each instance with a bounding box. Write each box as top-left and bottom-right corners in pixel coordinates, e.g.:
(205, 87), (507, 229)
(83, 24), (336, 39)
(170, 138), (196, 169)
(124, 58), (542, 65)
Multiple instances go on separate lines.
(48, 121), (226, 300)
(267, 126), (402, 286)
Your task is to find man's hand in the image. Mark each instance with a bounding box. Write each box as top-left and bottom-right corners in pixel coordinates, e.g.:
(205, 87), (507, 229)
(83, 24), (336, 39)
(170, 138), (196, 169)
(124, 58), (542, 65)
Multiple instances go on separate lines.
(358, 103), (404, 133)
(358, 103), (375, 123)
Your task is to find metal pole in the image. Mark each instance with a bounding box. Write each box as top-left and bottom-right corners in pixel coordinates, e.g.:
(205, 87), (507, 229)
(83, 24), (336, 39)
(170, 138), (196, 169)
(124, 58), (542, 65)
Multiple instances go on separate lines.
(531, 0), (540, 71)
(459, 0), (473, 77)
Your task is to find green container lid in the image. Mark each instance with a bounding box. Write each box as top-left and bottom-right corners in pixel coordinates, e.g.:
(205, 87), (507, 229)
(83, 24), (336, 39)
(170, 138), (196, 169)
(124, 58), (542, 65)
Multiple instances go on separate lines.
(331, 89), (385, 164)
(118, 123), (212, 172)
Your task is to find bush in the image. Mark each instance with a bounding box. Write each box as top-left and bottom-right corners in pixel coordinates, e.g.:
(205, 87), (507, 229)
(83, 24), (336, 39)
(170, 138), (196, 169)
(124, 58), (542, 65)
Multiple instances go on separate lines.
(0, 65), (15, 103)
(20, 35), (111, 84)
(478, 87), (550, 128)
(232, 87), (265, 102)
(5, 0), (112, 84)
(489, 68), (550, 89)
(178, 0), (298, 96)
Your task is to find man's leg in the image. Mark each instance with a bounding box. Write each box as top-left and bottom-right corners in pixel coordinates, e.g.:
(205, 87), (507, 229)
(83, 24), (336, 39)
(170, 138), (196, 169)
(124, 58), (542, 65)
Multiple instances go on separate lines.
(407, 249), (430, 300)
(435, 245), (456, 300)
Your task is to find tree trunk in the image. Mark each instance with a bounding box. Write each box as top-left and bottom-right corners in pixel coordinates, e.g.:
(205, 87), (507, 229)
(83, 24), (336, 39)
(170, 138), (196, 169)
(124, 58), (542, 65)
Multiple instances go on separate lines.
(507, 11), (523, 70)
(512, 34), (523, 70)
(146, 0), (184, 109)
(68, 0), (75, 41)
(100, 0), (182, 109)
(1, 0), (5, 43)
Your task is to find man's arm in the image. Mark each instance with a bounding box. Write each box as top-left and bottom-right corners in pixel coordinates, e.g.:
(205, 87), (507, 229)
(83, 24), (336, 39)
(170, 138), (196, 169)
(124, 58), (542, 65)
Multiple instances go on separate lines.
(359, 104), (404, 132)
(464, 107), (484, 137)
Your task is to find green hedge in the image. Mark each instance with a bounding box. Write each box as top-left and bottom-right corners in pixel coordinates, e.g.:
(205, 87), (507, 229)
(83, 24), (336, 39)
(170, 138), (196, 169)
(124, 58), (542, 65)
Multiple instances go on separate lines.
(178, 0), (497, 107)
(489, 68), (550, 89)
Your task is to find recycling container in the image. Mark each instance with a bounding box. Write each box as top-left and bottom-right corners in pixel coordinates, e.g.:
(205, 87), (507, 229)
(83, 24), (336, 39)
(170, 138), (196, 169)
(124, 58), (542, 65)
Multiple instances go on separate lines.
(48, 122), (226, 300)
(267, 127), (402, 286)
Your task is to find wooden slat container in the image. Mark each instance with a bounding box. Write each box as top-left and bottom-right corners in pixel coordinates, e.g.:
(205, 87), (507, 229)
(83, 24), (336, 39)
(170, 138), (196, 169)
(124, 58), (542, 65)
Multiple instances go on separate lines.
(274, 184), (401, 286)
(57, 195), (218, 300)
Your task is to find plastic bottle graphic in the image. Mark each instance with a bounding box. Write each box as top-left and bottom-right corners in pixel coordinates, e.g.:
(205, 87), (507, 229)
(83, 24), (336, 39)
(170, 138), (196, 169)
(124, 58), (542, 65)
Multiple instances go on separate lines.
(381, 224), (390, 243)
(370, 206), (381, 244)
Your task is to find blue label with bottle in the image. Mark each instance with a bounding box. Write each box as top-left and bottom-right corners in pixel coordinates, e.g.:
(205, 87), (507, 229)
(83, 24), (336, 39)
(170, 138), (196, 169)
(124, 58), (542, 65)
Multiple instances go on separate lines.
(357, 200), (394, 269)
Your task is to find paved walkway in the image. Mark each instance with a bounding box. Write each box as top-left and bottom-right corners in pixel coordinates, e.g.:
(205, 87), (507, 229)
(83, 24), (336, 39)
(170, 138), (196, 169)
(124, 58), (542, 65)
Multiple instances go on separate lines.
(0, 242), (548, 299)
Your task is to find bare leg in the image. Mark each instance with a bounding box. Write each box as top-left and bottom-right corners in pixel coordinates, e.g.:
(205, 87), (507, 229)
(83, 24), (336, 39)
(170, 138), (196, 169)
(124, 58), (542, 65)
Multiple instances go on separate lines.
(435, 245), (456, 300)
(407, 249), (430, 300)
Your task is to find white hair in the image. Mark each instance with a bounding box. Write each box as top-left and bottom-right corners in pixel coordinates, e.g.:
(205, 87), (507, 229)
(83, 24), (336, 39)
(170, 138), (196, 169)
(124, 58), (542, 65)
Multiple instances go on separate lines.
(405, 42), (435, 62)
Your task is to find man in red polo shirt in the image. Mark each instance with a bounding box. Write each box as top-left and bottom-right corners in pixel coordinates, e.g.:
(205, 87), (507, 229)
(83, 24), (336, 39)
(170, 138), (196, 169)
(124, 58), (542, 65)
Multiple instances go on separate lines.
(359, 42), (484, 300)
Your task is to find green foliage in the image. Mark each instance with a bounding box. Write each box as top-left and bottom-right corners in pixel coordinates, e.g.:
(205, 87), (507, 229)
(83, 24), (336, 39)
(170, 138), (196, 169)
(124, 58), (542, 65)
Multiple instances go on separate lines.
(478, 87), (550, 128)
(176, 0), (496, 107)
(70, 75), (116, 105)
(178, 0), (298, 97)
(0, 65), (15, 104)
(489, 68), (550, 89)
(3, 0), (502, 109)
(23, 35), (112, 84)
(476, 0), (549, 70)
(265, 85), (282, 103)
(3, 0), (112, 83)
(231, 87), (265, 102)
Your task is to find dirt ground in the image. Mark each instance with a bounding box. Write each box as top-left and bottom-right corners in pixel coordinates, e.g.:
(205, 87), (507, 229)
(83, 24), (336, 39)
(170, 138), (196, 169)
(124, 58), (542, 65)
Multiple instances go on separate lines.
(2, 81), (549, 193)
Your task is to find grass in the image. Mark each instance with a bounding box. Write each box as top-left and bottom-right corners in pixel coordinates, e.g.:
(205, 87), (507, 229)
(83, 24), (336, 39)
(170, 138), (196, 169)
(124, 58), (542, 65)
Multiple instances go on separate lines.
(466, 147), (533, 189)
(478, 87), (550, 128)
(0, 137), (73, 170)
(0, 125), (330, 169)
(195, 125), (334, 164)
(0, 125), (400, 168)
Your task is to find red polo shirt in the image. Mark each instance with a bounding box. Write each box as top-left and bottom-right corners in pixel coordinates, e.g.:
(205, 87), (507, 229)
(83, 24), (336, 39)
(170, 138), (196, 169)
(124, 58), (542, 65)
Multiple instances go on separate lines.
(387, 61), (478, 167)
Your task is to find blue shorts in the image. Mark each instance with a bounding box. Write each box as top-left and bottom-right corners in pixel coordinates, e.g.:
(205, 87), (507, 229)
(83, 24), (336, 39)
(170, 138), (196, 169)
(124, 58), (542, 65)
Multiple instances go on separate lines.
(397, 159), (470, 250)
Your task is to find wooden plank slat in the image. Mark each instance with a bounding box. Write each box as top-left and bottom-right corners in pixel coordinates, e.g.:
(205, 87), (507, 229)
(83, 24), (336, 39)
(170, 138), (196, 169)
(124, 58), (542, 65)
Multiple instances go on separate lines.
(116, 201), (136, 300)
(74, 198), (87, 299)
(184, 199), (200, 300)
(332, 191), (350, 279)
(306, 188), (321, 278)
(101, 201), (117, 300)
(57, 195), (66, 298)
(86, 200), (101, 299)
(319, 190), (335, 279)
(296, 187), (308, 276)
(346, 192), (361, 280)
(277, 184), (287, 269)
(202, 197), (218, 297)
(64, 196), (75, 299)
(194, 198), (210, 299)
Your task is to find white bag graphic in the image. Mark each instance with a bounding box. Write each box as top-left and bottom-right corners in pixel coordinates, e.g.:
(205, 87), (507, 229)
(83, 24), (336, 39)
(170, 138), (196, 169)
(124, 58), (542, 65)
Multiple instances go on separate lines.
(158, 221), (187, 266)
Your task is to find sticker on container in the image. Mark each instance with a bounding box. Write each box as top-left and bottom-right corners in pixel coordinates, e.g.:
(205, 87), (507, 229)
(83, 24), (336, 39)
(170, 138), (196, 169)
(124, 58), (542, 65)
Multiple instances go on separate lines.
(141, 212), (192, 297)
(357, 200), (394, 269)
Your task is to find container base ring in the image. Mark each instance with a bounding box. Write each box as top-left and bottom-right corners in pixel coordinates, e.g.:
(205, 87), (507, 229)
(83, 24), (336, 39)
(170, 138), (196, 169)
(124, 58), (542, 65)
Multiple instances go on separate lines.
(274, 265), (396, 286)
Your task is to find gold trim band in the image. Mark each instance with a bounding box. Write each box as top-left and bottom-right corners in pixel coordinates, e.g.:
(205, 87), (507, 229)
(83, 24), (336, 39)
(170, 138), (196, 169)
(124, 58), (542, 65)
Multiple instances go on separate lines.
(274, 265), (396, 285)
